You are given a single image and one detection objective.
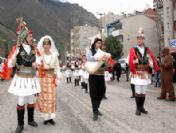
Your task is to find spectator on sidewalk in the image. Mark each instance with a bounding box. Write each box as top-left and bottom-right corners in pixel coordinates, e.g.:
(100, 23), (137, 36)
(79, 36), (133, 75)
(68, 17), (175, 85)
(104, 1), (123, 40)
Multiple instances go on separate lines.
(157, 47), (175, 101)
(155, 56), (161, 87)
(112, 62), (121, 82)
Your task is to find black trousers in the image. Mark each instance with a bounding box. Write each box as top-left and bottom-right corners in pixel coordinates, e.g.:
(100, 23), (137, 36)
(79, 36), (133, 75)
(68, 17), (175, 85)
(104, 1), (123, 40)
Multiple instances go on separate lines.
(67, 77), (71, 83)
(89, 75), (105, 114)
(75, 79), (79, 86)
(89, 75), (105, 101)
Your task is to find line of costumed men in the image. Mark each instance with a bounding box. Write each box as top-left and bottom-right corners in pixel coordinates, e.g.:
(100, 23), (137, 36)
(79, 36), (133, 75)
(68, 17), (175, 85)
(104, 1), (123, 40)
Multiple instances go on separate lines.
(128, 28), (159, 116)
(1, 18), (61, 133)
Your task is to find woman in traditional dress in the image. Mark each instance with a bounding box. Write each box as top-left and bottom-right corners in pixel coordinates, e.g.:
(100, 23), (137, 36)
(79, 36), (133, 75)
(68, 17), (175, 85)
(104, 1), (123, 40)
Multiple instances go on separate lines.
(36, 35), (61, 125)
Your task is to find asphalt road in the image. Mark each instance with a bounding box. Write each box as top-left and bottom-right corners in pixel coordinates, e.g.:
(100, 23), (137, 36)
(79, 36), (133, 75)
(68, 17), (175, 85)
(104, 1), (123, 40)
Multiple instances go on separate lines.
(0, 74), (176, 133)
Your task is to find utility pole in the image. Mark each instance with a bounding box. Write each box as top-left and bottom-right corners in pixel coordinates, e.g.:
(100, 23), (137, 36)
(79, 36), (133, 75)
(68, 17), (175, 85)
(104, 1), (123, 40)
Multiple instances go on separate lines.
(156, 10), (162, 58)
(97, 12), (105, 40)
(154, 0), (164, 58)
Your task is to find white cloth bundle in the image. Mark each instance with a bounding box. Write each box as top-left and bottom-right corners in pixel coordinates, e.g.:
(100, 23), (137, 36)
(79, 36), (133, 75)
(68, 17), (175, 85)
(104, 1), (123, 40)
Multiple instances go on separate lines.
(85, 49), (111, 74)
(84, 61), (104, 74)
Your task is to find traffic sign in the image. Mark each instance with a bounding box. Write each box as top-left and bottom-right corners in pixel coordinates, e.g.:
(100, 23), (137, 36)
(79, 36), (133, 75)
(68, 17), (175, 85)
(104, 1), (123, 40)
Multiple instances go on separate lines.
(169, 39), (176, 47)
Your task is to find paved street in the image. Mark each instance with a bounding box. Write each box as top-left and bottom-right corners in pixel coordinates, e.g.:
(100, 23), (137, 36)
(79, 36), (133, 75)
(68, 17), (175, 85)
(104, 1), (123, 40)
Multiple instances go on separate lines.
(0, 74), (176, 133)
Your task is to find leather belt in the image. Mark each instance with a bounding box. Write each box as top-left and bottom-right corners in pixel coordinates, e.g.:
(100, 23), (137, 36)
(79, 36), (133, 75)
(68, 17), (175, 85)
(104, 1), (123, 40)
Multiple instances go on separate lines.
(136, 64), (149, 71)
(44, 69), (54, 75)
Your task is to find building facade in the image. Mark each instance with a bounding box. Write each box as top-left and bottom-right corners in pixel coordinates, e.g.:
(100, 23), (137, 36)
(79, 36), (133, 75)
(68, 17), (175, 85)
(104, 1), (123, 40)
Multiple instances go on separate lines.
(70, 25), (99, 58)
(100, 12), (121, 29)
(154, 0), (176, 46)
(163, 0), (176, 46)
(107, 13), (160, 58)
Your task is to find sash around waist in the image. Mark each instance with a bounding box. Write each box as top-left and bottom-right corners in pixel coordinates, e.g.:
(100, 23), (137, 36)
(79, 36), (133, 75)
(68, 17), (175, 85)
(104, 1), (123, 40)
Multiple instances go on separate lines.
(135, 64), (149, 71)
(17, 66), (35, 76)
(16, 72), (35, 78)
(44, 68), (54, 75)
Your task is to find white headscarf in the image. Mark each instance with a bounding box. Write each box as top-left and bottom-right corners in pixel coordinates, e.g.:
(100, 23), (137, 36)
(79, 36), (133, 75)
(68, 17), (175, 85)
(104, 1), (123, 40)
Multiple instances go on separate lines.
(37, 35), (59, 56)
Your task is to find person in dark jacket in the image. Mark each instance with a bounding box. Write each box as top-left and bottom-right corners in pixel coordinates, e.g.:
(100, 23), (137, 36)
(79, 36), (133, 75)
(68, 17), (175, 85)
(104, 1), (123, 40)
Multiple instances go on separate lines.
(157, 48), (175, 101)
(86, 38), (109, 121)
(113, 62), (121, 82)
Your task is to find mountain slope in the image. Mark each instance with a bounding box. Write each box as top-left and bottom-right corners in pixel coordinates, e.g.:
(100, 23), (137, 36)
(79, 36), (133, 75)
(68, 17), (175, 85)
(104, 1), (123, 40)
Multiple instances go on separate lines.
(0, 0), (98, 59)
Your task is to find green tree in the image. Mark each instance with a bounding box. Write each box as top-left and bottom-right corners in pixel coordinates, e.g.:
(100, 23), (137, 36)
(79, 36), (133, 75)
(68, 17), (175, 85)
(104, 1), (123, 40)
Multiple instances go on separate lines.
(104, 36), (123, 60)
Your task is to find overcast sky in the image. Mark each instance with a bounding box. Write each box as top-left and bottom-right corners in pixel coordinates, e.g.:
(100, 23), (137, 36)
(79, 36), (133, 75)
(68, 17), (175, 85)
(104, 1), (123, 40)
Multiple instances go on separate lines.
(59, 0), (153, 18)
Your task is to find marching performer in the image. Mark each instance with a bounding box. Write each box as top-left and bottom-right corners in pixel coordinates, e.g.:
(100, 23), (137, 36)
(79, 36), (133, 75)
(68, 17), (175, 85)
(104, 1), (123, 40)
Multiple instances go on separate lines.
(73, 66), (80, 86)
(86, 38), (110, 121)
(36, 35), (61, 125)
(82, 69), (89, 93)
(2, 17), (41, 133)
(65, 61), (72, 83)
(128, 28), (159, 116)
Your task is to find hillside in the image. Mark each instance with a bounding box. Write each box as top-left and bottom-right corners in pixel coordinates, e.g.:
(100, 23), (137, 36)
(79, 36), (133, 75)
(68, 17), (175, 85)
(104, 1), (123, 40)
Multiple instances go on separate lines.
(0, 0), (98, 59)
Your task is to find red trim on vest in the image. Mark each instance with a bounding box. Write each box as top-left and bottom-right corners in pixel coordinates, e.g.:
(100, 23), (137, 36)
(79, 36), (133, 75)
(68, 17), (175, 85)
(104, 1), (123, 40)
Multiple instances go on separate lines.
(129, 47), (160, 74)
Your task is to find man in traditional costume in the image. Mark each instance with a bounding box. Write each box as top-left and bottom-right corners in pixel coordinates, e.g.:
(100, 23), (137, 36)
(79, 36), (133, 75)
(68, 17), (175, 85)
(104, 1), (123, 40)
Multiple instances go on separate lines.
(65, 61), (72, 83)
(73, 62), (80, 86)
(36, 35), (61, 125)
(82, 69), (89, 93)
(128, 28), (159, 116)
(2, 17), (41, 133)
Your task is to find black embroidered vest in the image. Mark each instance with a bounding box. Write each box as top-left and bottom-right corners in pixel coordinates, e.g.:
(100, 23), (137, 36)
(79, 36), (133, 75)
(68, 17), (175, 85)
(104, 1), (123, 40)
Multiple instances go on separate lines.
(16, 45), (36, 67)
(134, 47), (149, 65)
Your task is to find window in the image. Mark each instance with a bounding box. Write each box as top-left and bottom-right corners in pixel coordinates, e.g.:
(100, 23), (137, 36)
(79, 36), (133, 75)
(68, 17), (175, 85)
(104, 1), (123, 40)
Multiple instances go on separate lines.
(174, 21), (176, 31)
